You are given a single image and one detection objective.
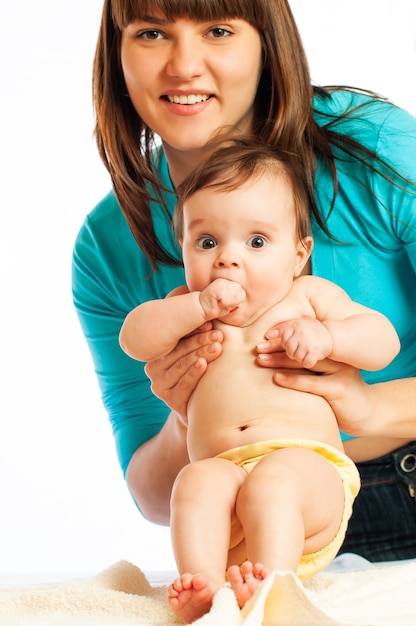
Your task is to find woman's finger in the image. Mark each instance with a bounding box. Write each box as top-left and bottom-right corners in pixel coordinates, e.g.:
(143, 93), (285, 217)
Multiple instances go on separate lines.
(257, 350), (340, 374)
(149, 357), (209, 420)
(146, 332), (222, 387)
(144, 330), (220, 381)
(144, 331), (223, 415)
(272, 361), (358, 401)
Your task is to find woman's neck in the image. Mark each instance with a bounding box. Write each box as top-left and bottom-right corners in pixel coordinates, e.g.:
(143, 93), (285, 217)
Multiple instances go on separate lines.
(162, 124), (255, 187)
(162, 143), (205, 188)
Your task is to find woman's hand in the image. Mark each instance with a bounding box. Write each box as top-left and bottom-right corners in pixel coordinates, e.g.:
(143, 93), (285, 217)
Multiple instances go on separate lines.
(256, 334), (374, 437)
(144, 322), (223, 422)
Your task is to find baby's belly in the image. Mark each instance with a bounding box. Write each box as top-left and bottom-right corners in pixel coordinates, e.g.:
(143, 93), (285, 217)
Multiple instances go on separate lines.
(187, 364), (342, 461)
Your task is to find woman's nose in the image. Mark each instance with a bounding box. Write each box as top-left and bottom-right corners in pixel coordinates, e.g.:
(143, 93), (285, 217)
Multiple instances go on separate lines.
(165, 37), (204, 79)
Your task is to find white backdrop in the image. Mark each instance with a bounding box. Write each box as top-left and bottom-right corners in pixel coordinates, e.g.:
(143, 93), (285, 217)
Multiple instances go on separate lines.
(1, 1), (415, 575)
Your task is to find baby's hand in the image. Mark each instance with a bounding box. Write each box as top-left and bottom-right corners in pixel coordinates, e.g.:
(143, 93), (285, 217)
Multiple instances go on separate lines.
(199, 279), (246, 320)
(276, 317), (333, 368)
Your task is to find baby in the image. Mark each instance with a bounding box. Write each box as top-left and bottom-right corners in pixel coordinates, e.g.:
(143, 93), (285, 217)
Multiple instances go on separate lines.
(119, 138), (400, 622)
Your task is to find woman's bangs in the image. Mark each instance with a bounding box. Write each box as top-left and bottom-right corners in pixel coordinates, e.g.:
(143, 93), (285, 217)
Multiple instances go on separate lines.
(111, 0), (266, 29)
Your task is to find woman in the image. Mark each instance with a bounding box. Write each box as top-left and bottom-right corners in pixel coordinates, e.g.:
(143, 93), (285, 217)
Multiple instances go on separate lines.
(72, 0), (416, 561)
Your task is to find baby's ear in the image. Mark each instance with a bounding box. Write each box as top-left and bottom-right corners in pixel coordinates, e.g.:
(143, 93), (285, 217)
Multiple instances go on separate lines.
(294, 236), (313, 277)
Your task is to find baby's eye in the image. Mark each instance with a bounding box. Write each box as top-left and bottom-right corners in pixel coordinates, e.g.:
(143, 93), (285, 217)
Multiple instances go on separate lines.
(197, 236), (217, 250)
(247, 235), (267, 249)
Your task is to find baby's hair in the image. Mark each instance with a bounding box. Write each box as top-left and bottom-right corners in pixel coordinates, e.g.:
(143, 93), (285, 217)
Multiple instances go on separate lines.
(175, 136), (312, 244)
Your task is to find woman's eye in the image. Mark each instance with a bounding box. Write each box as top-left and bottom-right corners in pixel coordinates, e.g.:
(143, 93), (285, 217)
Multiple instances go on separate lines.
(208, 26), (233, 38)
(137, 29), (163, 40)
(247, 236), (266, 249)
(197, 236), (217, 250)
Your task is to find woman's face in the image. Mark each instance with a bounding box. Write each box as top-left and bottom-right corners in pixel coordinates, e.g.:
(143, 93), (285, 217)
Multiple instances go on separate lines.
(121, 13), (263, 155)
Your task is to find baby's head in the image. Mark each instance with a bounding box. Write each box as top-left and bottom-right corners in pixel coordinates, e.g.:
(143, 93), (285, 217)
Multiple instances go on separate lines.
(175, 136), (312, 246)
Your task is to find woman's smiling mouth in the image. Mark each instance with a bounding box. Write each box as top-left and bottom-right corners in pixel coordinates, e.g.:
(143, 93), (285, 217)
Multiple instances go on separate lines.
(165, 94), (211, 104)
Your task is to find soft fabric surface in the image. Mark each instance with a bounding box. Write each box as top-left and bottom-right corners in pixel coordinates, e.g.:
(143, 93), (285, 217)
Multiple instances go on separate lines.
(0, 559), (415, 626)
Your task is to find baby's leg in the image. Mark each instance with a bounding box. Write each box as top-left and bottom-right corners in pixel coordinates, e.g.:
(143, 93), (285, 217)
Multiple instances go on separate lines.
(169, 457), (246, 623)
(234, 447), (344, 574)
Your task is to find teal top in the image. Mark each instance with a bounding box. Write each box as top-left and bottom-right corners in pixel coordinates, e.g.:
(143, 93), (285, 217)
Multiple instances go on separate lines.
(72, 90), (416, 476)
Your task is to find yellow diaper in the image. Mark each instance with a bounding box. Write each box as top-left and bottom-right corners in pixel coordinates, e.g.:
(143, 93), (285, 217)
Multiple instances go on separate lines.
(217, 439), (360, 580)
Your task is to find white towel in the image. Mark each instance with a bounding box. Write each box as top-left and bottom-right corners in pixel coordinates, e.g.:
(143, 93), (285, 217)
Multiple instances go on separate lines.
(0, 559), (415, 625)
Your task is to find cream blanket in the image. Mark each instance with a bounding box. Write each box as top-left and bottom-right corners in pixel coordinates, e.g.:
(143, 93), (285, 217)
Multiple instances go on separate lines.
(0, 559), (415, 626)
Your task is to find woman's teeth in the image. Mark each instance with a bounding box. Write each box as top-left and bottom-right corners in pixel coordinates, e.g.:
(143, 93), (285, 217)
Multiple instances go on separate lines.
(167, 94), (210, 104)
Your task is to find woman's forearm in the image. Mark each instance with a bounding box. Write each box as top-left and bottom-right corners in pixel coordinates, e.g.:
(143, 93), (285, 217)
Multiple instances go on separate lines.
(126, 412), (189, 525)
(358, 377), (416, 438)
(343, 377), (416, 461)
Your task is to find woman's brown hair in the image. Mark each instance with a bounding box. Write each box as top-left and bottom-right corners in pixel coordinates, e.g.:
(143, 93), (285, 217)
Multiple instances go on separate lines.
(93, 0), (413, 270)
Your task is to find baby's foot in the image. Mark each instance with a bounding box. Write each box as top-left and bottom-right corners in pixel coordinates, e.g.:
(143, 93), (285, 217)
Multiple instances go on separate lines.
(168, 573), (215, 623)
(227, 561), (269, 608)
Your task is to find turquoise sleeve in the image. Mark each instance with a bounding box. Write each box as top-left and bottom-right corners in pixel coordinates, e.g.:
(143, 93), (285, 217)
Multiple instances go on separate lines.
(312, 93), (416, 441)
(72, 190), (185, 476)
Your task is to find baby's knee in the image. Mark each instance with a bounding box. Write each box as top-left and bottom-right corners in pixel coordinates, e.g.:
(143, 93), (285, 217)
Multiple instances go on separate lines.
(172, 458), (220, 498)
(171, 457), (241, 508)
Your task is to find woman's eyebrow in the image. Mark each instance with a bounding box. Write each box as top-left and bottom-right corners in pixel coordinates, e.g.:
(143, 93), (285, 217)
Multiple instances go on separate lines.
(137, 15), (170, 25)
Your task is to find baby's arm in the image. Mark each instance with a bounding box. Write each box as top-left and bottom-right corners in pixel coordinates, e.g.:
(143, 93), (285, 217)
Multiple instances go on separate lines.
(119, 279), (245, 362)
(276, 276), (400, 370)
